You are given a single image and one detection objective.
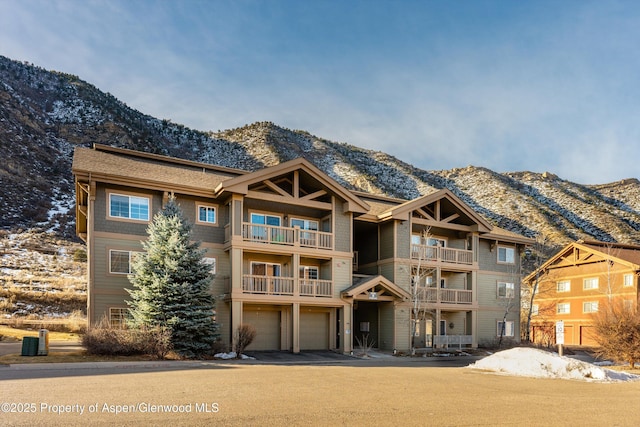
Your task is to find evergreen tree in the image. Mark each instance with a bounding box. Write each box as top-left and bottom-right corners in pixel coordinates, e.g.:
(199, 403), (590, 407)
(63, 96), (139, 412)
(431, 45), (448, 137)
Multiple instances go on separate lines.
(126, 197), (218, 358)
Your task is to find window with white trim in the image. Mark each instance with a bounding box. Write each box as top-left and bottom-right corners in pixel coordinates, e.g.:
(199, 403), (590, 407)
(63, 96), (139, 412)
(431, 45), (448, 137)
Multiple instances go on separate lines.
(497, 321), (515, 337)
(583, 301), (599, 313)
(109, 250), (139, 274)
(624, 274), (634, 287)
(531, 304), (539, 315)
(557, 280), (570, 292)
(109, 193), (149, 221)
(197, 205), (217, 225)
(557, 303), (570, 314)
(497, 246), (515, 264)
(583, 277), (599, 290)
(109, 307), (128, 328)
(299, 266), (319, 280)
(497, 282), (515, 298)
(202, 257), (216, 274)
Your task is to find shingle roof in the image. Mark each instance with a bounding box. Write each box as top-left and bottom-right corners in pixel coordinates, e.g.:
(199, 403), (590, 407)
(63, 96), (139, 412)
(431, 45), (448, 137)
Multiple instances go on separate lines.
(72, 147), (236, 194)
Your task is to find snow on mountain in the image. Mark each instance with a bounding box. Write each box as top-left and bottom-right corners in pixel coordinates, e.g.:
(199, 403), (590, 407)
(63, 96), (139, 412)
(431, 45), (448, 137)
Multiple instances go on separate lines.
(1, 55), (640, 250)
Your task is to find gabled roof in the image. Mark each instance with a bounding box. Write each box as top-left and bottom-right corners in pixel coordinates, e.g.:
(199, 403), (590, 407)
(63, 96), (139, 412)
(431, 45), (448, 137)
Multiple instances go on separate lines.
(377, 188), (493, 233)
(524, 240), (640, 283)
(214, 157), (370, 214)
(342, 275), (410, 301)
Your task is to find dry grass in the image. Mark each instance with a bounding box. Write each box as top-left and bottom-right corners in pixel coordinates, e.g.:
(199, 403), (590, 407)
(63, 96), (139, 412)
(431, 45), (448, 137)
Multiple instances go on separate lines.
(0, 351), (160, 364)
(0, 325), (81, 341)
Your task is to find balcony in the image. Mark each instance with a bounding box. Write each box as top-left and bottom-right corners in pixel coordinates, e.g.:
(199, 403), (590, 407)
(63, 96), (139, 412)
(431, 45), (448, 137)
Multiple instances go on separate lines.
(242, 275), (333, 297)
(411, 244), (473, 265)
(420, 287), (473, 305)
(240, 223), (333, 250)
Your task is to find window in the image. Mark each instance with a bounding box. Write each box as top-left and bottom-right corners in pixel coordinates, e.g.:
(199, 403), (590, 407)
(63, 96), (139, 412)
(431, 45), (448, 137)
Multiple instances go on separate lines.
(624, 274), (634, 287)
(557, 280), (570, 292)
(299, 266), (319, 280)
(497, 246), (515, 264)
(497, 282), (515, 298)
(109, 250), (139, 274)
(583, 277), (599, 290)
(531, 304), (539, 315)
(251, 262), (281, 277)
(624, 300), (634, 310)
(250, 213), (281, 226)
(427, 237), (446, 247)
(249, 213), (282, 241)
(583, 301), (599, 313)
(109, 193), (149, 221)
(291, 218), (319, 246)
(497, 321), (515, 337)
(291, 218), (319, 231)
(109, 308), (128, 328)
(557, 303), (570, 314)
(197, 205), (217, 225)
(202, 257), (216, 274)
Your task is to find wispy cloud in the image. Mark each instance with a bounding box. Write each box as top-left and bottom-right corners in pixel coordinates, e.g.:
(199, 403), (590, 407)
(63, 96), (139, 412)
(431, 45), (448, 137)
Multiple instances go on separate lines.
(1, 0), (639, 183)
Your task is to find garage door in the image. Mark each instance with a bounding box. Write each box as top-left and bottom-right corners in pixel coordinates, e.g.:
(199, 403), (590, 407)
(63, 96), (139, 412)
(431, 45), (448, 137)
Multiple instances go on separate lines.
(300, 311), (329, 350)
(563, 325), (575, 345)
(580, 326), (598, 346)
(244, 309), (281, 350)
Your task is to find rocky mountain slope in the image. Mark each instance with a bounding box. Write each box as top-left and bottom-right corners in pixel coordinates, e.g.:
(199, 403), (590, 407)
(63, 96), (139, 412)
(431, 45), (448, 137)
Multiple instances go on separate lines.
(2, 54), (640, 248)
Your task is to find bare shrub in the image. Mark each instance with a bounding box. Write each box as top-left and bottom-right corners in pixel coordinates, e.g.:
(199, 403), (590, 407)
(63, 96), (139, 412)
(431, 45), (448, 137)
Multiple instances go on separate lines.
(234, 324), (256, 358)
(593, 302), (640, 368)
(83, 319), (172, 359)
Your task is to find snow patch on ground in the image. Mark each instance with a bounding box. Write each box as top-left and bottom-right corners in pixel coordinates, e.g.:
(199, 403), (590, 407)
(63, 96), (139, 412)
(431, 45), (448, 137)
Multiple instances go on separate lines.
(468, 347), (640, 382)
(214, 352), (255, 360)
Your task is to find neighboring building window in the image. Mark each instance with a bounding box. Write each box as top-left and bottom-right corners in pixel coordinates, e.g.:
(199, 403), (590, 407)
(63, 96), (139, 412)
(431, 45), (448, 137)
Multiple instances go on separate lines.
(202, 257), (216, 274)
(497, 321), (515, 337)
(109, 193), (149, 221)
(497, 282), (515, 298)
(557, 280), (570, 292)
(624, 300), (634, 310)
(557, 303), (570, 314)
(109, 250), (138, 274)
(109, 308), (128, 328)
(583, 301), (599, 313)
(497, 246), (515, 264)
(583, 277), (599, 290)
(624, 274), (634, 287)
(197, 205), (217, 225)
(531, 304), (539, 315)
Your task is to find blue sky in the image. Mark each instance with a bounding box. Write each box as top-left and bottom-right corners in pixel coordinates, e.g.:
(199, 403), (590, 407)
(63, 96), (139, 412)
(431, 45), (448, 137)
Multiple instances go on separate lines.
(1, 0), (639, 184)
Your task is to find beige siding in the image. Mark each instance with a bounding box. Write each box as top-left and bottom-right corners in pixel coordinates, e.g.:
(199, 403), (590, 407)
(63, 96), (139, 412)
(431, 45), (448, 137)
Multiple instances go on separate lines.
(379, 222), (395, 260)
(333, 256), (352, 295)
(378, 302), (395, 350)
(334, 211), (352, 253)
(395, 304), (411, 351)
(396, 220), (411, 259)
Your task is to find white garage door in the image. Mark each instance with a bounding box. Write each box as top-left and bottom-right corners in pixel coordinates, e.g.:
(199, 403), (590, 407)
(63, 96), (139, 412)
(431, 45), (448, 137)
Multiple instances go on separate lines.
(300, 311), (329, 350)
(244, 309), (281, 350)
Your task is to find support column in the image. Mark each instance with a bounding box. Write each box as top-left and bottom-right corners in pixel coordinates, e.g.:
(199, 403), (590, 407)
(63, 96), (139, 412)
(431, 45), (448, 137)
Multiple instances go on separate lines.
(343, 303), (353, 353)
(471, 309), (478, 348)
(292, 303), (300, 353)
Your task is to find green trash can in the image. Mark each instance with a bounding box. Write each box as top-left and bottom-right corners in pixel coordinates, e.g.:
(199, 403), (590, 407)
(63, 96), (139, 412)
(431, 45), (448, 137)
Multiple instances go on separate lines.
(21, 336), (39, 356)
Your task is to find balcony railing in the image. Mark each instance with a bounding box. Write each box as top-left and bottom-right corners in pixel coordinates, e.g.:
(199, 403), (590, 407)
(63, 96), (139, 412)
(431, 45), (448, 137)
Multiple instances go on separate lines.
(433, 335), (473, 349)
(241, 223), (333, 250)
(411, 245), (473, 265)
(242, 275), (294, 295)
(242, 275), (332, 297)
(419, 287), (473, 305)
(299, 279), (333, 297)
